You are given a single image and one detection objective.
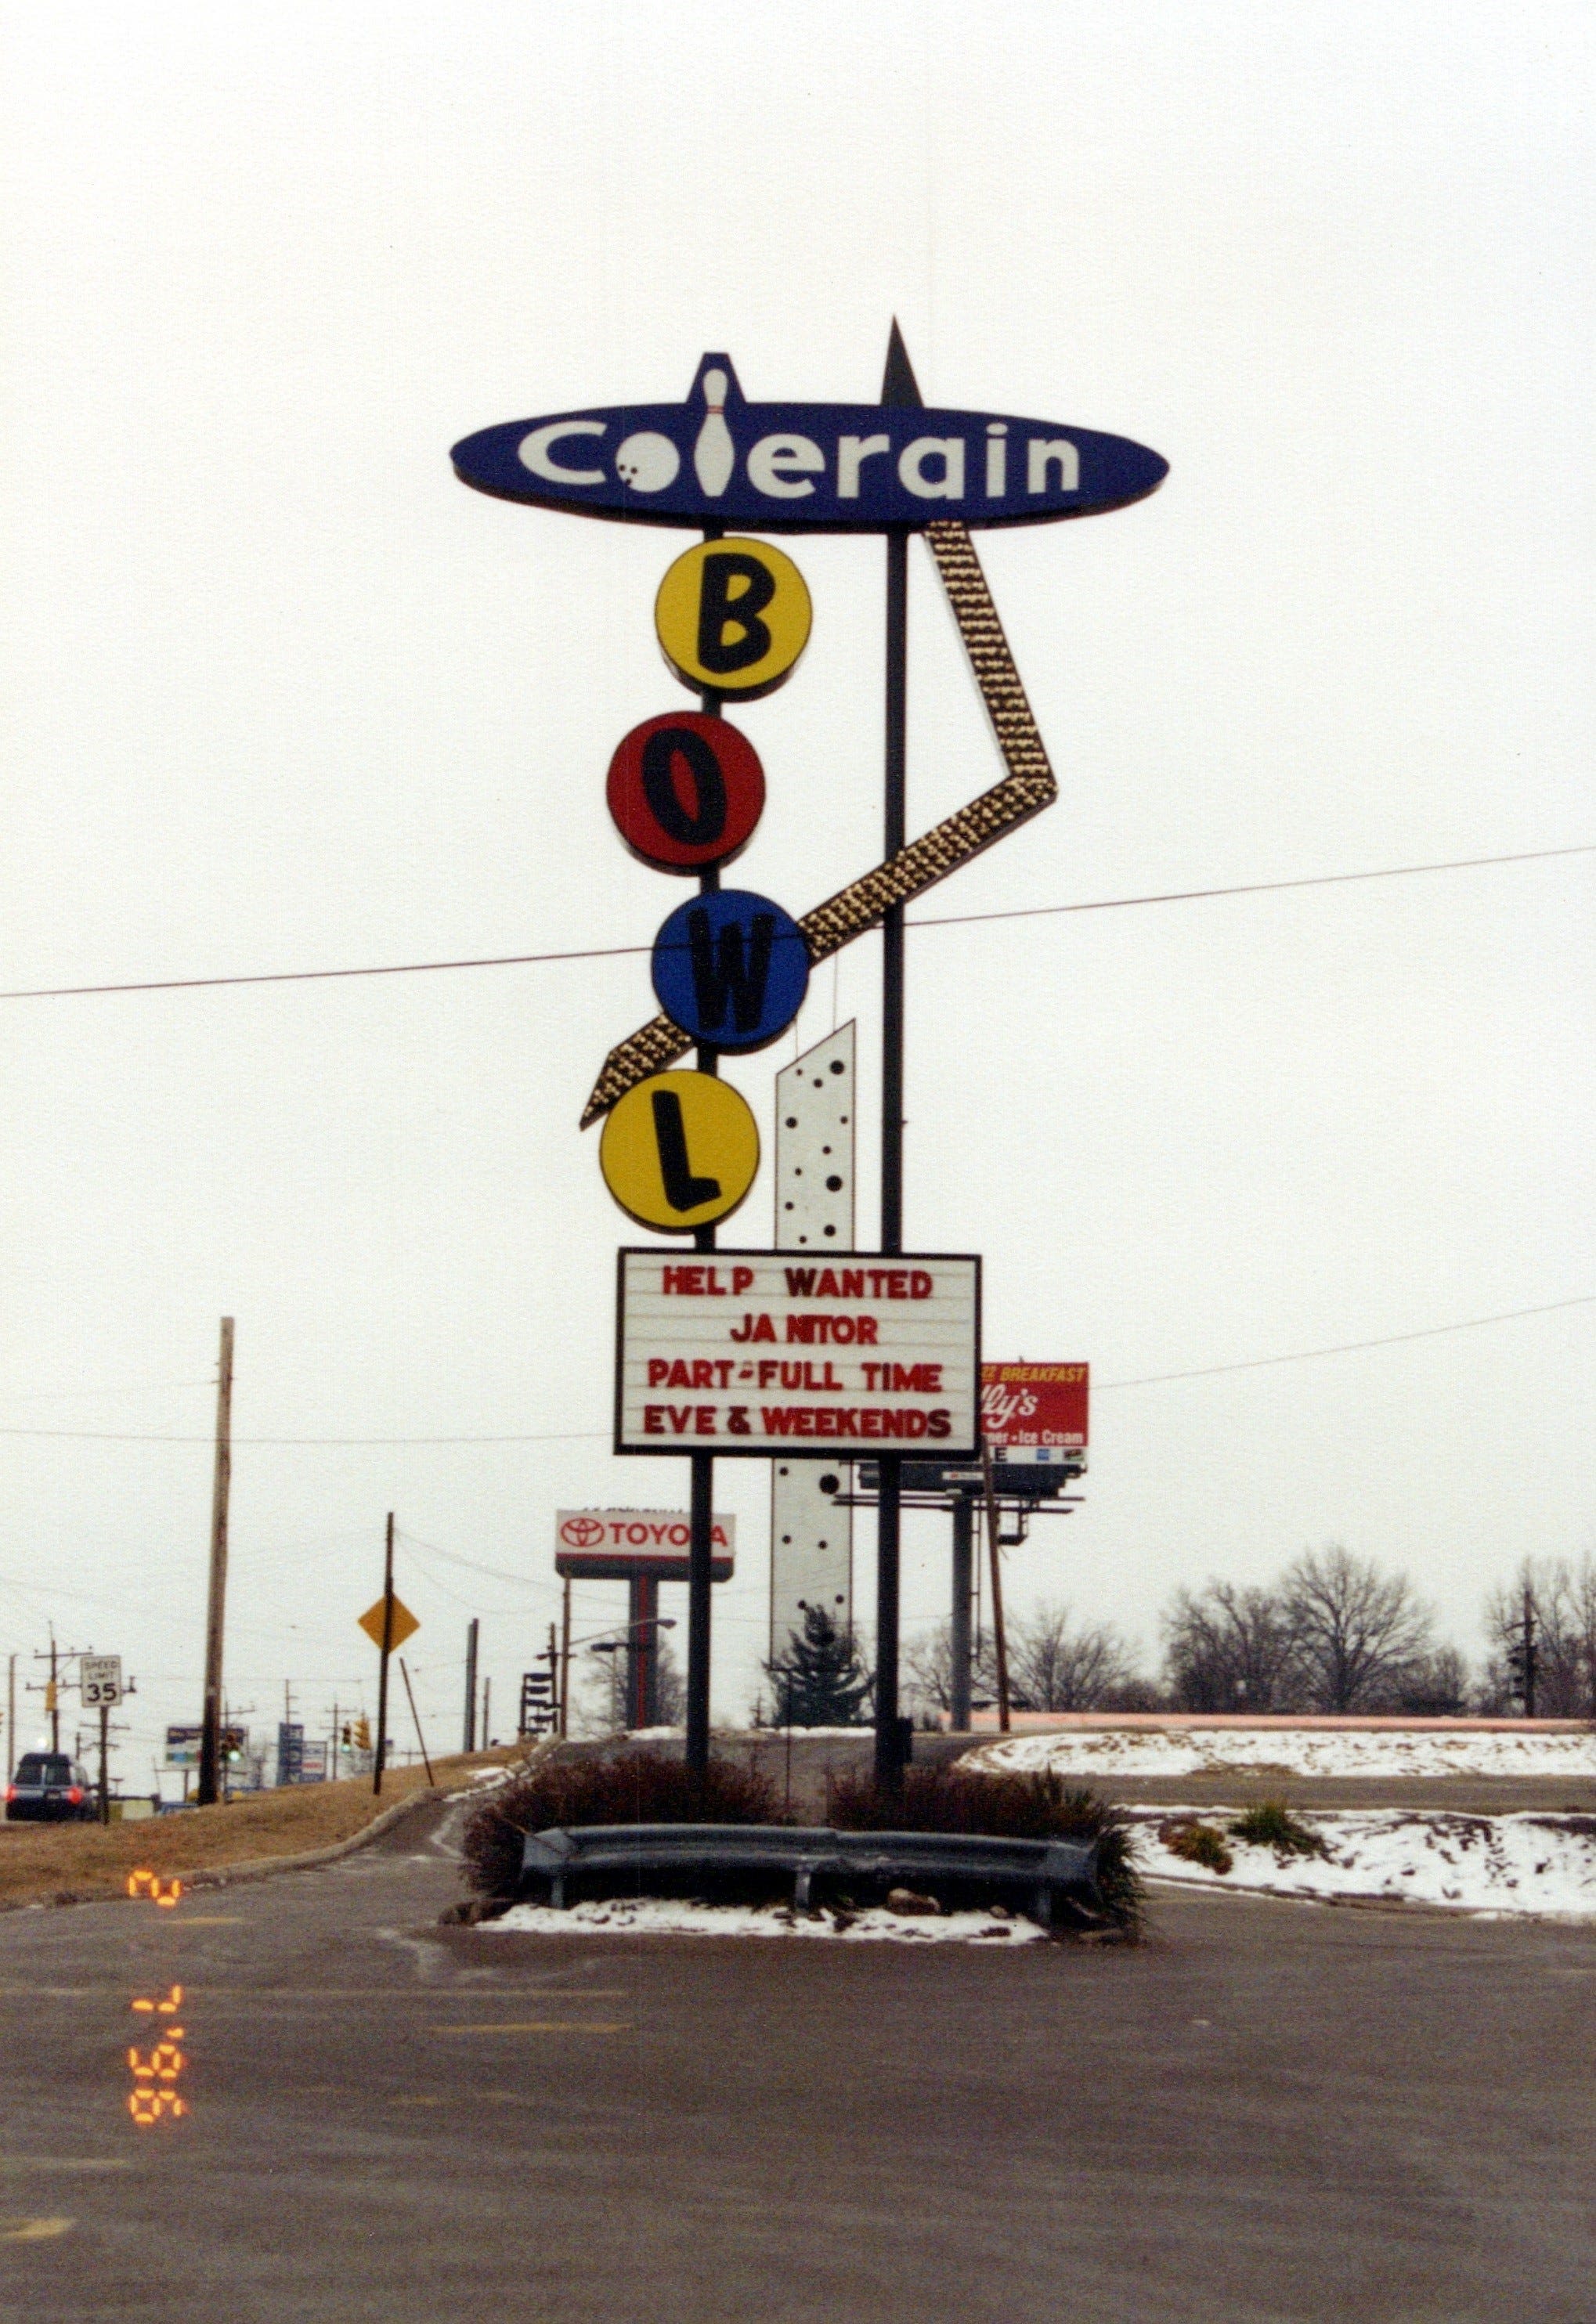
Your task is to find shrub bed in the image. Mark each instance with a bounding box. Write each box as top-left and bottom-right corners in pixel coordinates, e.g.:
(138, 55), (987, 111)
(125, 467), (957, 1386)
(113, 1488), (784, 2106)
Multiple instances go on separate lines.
(1227, 1800), (1327, 1860)
(829, 1763), (1141, 1931)
(463, 1752), (1141, 1932)
(461, 1751), (783, 1900)
(1158, 1819), (1234, 1875)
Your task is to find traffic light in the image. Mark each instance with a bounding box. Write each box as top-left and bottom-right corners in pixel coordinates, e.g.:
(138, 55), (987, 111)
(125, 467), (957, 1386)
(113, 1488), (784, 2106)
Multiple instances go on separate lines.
(341, 1724), (352, 1748)
(353, 1716), (371, 1752)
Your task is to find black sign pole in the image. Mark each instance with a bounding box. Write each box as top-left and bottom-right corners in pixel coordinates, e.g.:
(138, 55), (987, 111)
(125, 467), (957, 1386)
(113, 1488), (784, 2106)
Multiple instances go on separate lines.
(874, 323), (919, 1792)
(684, 536), (723, 1781)
(373, 1511), (395, 1797)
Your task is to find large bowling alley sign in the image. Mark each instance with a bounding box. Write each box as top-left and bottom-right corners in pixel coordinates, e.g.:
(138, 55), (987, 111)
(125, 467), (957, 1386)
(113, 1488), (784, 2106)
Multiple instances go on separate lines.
(451, 353), (1166, 532)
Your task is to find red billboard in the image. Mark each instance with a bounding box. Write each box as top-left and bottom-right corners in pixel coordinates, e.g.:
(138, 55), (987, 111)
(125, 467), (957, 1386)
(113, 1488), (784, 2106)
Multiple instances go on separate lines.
(980, 1363), (1088, 1457)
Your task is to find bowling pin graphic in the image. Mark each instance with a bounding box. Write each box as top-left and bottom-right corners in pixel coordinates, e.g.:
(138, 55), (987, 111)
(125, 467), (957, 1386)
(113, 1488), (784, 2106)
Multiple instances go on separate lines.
(693, 369), (735, 496)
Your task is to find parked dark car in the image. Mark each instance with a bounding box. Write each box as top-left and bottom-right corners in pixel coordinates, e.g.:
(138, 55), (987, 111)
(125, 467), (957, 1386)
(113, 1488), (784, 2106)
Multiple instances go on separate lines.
(6, 1752), (94, 1821)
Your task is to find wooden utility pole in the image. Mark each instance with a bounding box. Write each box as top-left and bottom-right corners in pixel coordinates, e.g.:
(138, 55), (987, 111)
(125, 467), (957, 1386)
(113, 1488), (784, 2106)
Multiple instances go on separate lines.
(5, 1654), (13, 1777)
(197, 1319), (235, 1806)
(373, 1513), (395, 1797)
(463, 1618), (478, 1753)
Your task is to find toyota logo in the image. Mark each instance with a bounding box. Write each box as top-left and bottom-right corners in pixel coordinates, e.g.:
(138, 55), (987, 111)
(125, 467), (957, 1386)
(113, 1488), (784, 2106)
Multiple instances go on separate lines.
(561, 1516), (606, 1548)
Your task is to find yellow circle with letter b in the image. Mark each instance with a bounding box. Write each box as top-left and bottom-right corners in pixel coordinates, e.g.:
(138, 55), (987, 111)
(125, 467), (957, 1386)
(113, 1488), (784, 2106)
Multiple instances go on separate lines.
(599, 1070), (760, 1232)
(654, 538), (811, 700)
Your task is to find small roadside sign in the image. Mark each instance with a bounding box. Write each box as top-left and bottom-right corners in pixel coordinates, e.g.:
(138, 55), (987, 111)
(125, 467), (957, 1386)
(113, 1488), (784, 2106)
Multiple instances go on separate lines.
(81, 1655), (123, 1708)
(358, 1595), (419, 1652)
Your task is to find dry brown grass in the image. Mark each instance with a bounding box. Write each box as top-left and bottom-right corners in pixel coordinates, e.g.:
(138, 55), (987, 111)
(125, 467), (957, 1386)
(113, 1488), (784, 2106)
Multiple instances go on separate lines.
(0, 1748), (522, 1911)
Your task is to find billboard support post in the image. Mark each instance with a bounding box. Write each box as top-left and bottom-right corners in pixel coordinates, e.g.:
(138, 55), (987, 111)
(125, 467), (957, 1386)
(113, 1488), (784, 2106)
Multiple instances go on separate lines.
(875, 324), (918, 1792)
(629, 1572), (662, 1729)
(559, 1578), (572, 1738)
(981, 1449), (1013, 1733)
(950, 1493), (974, 1733)
(684, 606), (724, 1780)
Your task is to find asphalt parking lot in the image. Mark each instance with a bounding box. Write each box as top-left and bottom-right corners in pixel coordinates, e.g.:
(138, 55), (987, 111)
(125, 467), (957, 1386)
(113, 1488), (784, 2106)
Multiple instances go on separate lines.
(0, 1790), (1591, 2324)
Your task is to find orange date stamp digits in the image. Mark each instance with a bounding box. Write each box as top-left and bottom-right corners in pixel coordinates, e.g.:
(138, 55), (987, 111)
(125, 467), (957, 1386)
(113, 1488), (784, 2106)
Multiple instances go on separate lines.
(127, 1983), (187, 2124)
(126, 1869), (182, 1907)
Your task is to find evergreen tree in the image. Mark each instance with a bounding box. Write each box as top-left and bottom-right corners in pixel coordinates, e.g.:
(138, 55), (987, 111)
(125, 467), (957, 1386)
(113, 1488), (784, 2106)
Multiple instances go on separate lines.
(767, 1606), (873, 1727)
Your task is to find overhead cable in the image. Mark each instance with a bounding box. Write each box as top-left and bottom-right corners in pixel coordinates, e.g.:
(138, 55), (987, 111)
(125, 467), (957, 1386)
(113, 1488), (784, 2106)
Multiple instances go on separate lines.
(0, 1296), (1586, 1442)
(0, 843), (1584, 1003)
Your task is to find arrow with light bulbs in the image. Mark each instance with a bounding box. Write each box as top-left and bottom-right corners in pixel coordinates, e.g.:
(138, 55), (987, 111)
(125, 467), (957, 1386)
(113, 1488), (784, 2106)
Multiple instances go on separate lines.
(579, 518), (1055, 1127)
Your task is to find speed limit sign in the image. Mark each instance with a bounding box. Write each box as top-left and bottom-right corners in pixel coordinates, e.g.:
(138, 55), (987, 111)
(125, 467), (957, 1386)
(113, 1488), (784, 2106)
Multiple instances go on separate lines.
(81, 1655), (122, 1708)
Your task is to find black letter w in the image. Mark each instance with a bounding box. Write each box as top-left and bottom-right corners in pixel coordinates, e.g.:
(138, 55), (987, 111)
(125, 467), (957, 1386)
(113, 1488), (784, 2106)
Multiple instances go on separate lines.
(688, 907), (775, 1035)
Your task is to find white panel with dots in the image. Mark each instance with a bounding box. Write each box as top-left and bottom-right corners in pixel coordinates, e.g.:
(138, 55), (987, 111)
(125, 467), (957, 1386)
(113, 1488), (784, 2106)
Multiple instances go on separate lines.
(769, 1023), (855, 1661)
(773, 1020), (855, 1250)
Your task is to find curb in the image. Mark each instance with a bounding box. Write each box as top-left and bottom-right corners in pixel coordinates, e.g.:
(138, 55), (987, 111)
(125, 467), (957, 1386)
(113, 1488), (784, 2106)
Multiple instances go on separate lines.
(180, 1785), (450, 1891)
(5, 1784), (464, 1914)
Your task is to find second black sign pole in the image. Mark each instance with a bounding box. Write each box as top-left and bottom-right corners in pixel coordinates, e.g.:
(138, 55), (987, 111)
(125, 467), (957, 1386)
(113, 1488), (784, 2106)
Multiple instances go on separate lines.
(684, 525), (723, 1779)
(875, 323), (919, 1793)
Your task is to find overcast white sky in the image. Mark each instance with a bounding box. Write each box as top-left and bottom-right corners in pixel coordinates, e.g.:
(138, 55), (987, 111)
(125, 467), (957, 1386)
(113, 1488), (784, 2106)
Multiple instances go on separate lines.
(0, 2), (1591, 1773)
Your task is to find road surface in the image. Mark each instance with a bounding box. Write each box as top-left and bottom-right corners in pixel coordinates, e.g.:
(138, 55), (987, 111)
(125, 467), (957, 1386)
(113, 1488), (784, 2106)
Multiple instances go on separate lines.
(0, 1790), (1591, 2322)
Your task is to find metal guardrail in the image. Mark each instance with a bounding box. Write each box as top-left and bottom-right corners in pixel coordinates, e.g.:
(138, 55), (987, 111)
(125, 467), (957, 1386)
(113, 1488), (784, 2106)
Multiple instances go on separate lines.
(518, 1823), (1101, 1928)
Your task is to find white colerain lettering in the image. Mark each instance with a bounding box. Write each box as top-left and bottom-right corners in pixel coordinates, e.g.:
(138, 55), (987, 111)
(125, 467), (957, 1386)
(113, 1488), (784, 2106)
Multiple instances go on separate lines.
(897, 437), (966, 500)
(1027, 438), (1080, 493)
(747, 434), (825, 498)
(985, 424), (1007, 497)
(837, 433), (890, 496)
(518, 420), (607, 485)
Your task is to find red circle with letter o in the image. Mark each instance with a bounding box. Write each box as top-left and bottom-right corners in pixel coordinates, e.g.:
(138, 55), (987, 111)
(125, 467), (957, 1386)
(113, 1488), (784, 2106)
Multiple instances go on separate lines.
(606, 713), (765, 873)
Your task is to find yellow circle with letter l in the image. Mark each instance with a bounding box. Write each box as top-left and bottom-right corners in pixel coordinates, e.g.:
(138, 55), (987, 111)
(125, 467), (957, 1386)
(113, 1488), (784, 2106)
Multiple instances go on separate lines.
(600, 1070), (760, 1232)
(654, 538), (812, 700)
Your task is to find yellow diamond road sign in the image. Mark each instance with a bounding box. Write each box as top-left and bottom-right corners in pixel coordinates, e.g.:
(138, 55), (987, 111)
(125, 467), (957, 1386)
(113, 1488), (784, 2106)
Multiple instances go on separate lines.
(358, 1595), (419, 1651)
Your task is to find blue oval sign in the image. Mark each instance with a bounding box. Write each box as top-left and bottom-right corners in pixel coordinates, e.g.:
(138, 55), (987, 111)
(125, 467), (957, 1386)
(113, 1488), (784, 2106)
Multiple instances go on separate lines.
(651, 889), (810, 1052)
(452, 354), (1166, 534)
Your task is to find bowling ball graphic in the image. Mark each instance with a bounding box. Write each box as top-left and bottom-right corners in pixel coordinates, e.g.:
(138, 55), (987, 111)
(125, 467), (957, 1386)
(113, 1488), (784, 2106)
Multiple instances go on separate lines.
(616, 432), (681, 493)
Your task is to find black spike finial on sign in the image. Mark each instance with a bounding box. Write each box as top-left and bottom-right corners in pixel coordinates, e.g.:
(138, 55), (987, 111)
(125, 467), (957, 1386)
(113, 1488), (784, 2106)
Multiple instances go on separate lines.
(881, 319), (923, 409)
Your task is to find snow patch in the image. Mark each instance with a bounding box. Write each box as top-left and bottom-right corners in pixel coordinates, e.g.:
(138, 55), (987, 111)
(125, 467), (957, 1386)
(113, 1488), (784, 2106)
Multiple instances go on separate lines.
(970, 1727), (1596, 1781)
(1134, 1808), (1596, 1917)
(481, 1896), (1049, 1943)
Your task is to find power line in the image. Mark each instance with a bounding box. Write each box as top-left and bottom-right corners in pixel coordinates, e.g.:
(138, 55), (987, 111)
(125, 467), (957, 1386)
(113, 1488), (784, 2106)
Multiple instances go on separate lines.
(907, 842), (1596, 930)
(1096, 1295), (1596, 1391)
(0, 1424), (611, 1445)
(0, 842), (1584, 1002)
(0, 1295), (1586, 1443)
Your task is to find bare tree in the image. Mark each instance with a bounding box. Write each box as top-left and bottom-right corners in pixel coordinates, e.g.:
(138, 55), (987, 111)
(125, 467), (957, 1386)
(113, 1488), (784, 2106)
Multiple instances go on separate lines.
(1007, 1600), (1143, 1711)
(1484, 1557), (1596, 1718)
(1394, 1644), (1471, 1716)
(1282, 1545), (1432, 1712)
(576, 1637), (685, 1734)
(902, 1619), (996, 1723)
(1162, 1580), (1301, 1712)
